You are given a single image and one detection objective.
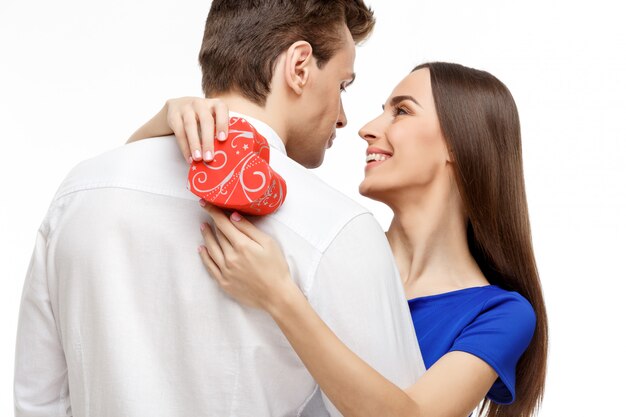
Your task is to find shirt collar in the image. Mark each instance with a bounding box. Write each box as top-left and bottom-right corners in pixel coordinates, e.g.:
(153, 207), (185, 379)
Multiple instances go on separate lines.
(229, 111), (287, 156)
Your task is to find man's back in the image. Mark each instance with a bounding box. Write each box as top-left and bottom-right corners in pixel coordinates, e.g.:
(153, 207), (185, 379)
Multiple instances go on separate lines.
(15, 119), (424, 416)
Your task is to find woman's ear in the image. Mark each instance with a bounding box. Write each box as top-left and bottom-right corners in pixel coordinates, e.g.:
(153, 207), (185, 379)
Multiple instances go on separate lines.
(445, 145), (454, 165)
(284, 41), (314, 95)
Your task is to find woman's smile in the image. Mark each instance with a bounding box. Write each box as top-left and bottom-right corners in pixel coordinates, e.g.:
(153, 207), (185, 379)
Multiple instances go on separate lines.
(365, 146), (393, 171)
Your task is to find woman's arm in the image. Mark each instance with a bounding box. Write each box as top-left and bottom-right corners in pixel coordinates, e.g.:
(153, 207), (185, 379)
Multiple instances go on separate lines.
(127, 97), (230, 164)
(198, 204), (499, 417)
(272, 290), (498, 417)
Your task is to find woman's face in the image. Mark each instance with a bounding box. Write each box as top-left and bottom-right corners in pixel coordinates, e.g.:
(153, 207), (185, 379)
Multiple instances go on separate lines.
(358, 68), (453, 206)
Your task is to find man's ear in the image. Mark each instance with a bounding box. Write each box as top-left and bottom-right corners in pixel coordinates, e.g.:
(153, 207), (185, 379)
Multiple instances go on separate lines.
(284, 41), (314, 95)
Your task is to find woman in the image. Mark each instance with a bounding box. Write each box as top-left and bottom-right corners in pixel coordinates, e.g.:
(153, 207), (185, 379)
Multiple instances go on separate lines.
(130, 62), (548, 417)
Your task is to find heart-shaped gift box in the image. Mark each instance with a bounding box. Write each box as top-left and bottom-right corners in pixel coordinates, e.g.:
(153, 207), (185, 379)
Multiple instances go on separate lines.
(187, 117), (287, 215)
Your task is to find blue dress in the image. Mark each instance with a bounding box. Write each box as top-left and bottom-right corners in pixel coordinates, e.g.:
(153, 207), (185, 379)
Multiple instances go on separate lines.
(407, 285), (536, 404)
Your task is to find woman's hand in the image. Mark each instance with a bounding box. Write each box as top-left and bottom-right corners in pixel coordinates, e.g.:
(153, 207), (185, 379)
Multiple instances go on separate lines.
(127, 97), (230, 164)
(165, 97), (230, 164)
(196, 201), (297, 311)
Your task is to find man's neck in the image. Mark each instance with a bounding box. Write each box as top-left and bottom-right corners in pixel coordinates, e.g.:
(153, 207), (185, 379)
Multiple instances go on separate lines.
(214, 93), (287, 146)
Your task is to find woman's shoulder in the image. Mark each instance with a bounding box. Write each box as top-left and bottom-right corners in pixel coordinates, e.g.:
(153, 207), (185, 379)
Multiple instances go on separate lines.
(455, 286), (537, 363)
(478, 286), (536, 326)
(450, 286), (536, 404)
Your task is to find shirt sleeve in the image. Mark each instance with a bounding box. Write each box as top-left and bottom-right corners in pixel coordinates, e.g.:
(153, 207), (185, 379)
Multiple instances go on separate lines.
(450, 292), (536, 404)
(307, 213), (425, 416)
(14, 226), (71, 417)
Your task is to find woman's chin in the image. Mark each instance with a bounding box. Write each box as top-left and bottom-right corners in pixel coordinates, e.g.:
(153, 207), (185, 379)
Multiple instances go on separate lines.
(358, 180), (371, 197)
(359, 181), (389, 204)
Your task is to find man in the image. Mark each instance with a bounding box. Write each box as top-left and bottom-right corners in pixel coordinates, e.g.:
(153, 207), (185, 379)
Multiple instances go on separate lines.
(14, 1), (424, 416)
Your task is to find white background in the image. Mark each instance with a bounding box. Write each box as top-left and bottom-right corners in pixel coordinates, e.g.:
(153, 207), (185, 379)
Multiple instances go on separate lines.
(1, 0), (624, 415)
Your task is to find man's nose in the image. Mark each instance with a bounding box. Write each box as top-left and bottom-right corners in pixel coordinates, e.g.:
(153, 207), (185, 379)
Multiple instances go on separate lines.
(336, 99), (347, 129)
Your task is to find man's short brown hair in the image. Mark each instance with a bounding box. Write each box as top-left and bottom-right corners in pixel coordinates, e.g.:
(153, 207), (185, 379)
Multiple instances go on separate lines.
(198, 0), (375, 106)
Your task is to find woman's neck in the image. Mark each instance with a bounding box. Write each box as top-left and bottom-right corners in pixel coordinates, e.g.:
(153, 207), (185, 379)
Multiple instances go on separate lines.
(385, 188), (488, 299)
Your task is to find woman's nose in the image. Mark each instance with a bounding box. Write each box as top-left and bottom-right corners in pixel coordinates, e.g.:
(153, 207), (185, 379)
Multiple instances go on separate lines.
(358, 116), (383, 142)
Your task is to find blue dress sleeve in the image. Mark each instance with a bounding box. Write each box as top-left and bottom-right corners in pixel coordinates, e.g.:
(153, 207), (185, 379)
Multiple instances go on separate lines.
(449, 292), (536, 404)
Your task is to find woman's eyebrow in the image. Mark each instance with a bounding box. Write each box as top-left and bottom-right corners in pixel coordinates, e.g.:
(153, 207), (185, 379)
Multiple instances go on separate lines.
(389, 95), (422, 108)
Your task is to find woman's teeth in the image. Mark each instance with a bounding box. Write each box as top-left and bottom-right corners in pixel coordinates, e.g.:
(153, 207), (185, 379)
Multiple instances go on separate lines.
(366, 153), (390, 163)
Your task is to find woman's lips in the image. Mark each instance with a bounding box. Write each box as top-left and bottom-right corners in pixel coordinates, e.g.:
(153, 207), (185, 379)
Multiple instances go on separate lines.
(365, 158), (390, 171)
(365, 147), (393, 170)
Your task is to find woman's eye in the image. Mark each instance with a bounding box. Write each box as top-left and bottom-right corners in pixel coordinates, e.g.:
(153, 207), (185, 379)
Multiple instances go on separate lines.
(392, 106), (408, 116)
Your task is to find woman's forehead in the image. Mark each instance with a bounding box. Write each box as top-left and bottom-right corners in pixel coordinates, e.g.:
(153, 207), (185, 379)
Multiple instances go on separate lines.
(388, 69), (433, 105)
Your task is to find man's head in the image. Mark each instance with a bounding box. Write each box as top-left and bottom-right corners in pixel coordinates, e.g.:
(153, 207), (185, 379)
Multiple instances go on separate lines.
(198, 0), (375, 168)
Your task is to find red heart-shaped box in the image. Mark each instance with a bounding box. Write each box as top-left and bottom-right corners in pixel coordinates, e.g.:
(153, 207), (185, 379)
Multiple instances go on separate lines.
(187, 117), (287, 215)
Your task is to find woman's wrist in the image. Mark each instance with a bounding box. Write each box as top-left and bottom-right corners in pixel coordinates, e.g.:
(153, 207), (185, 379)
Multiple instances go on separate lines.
(154, 102), (171, 134)
(265, 278), (305, 320)
(127, 102), (170, 143)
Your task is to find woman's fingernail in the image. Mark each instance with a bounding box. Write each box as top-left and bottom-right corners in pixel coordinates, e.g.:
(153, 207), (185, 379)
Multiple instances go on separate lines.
(231, 211), (242, 222)
(199, 199), (207, 207)
(217, 131), (227, 141)
(188, 156), (193, 164)
(204, 151), (213, 161)
(193, 149), (202, 160)
(200, 223), (206, 231)
(197, 245), (203, 253)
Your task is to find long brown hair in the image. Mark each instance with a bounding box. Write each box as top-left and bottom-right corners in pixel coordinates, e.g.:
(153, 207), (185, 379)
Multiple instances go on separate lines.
(414, 62), (548, 417)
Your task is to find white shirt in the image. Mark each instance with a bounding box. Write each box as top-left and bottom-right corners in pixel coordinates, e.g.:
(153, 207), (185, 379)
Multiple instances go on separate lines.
(14, 114), (425, 417)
